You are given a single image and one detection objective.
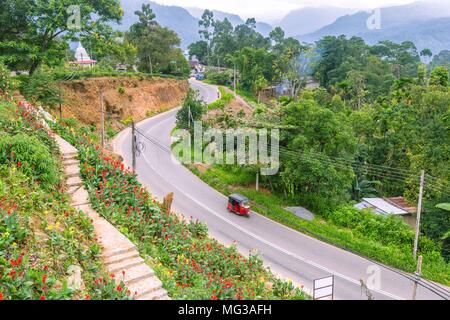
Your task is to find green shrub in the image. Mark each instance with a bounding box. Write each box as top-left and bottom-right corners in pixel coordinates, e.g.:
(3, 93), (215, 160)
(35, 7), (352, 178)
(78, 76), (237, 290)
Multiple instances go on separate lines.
(176, 88), (206, 131)
(19, 70), (62, 108)
(206, 70), (233, 86)
(208, 87), (234, 110)
(0, 134), (61, 189)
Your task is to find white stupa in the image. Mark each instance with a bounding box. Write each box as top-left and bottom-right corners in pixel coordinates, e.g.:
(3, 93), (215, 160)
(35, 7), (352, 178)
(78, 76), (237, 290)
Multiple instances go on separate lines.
(70, 42), (97, 67)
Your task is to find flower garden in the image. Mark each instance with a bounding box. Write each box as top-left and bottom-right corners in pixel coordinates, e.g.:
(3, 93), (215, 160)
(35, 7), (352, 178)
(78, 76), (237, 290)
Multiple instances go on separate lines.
(0, 100), (129, 300)
(50, 114), (309, 300)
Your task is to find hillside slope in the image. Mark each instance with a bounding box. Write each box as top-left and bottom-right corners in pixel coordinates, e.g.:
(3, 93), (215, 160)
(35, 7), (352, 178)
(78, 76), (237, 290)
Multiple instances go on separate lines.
(59, 77), (188, 130)
(279, 6), (357, 36)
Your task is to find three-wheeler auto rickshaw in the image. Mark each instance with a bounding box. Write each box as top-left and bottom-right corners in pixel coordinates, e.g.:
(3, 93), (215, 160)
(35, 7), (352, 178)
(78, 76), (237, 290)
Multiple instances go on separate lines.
(227, 194), (250, 216)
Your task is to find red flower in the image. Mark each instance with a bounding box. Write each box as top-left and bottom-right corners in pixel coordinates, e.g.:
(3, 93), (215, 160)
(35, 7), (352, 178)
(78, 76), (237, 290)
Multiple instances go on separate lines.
(0, 292), (3, 300)
(42, 274), (47, 284)
(85, 294), (91, 300)
(40, 295), (46, 300)
(43, 265), (49, 271)
(116, 285), (123, 292)
(8, 270), (16, 278)
(17, 162), (22, 168)
(211, 295), (218, 300)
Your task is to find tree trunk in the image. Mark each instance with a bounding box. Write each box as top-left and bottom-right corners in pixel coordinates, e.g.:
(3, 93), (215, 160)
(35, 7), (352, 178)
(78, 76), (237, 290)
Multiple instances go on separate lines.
(29, 59), (41, 75)
(148, 55), (153, 74)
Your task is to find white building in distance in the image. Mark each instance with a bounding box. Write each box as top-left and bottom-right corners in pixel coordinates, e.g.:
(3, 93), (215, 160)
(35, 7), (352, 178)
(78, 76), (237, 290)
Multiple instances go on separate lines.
(70, 42), (97, 68)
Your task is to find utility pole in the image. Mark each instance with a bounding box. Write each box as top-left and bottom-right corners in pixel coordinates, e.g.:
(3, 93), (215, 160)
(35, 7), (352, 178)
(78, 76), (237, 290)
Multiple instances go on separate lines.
(99, 89), (105, 149)
(188, 104), (192, 129)
(256, 171), (259, 191)
(413, 170), (425, 261)
(233, 66), (237, 97)
(412, 255), (423, 300)
(58, 83), (63, 120)
(131, 121), (136, 173)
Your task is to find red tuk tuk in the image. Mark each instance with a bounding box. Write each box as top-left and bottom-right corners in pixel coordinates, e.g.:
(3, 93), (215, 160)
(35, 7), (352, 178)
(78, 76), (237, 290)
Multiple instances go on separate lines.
(227, 194), (250, 216)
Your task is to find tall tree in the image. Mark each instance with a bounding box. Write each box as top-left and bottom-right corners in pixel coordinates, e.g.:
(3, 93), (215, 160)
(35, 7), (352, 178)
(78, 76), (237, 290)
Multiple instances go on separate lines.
(128, 4), (186, 75)
(198, 10), (215, 66)
(0, 0), (123, 74)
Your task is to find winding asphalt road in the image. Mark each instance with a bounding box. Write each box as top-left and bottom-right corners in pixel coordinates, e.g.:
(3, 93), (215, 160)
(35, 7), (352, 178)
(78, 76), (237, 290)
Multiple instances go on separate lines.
(113, 79), (447, 300)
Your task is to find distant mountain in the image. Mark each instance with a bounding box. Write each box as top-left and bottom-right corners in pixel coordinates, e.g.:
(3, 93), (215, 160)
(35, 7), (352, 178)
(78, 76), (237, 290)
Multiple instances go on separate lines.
(117, 1), (273, 49)
(187, 8), (244, 26)
(187, 7), (273, 37)
(298, 1), (450, 53)
(278, 6), (357, 37)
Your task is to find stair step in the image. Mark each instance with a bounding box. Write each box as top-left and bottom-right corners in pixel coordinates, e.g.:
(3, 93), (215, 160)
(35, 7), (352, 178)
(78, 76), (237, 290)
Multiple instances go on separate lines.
(63, 159), (80, 166)
(118, 264), (155, 285)
(63, 153), (78, 160)
(108, 257), (145, 274)
(126, 274), (163, 298)
(102, 246), (136, 259)
(67, 185), (82, 195)
(66, 176), (83, 188)
(104, 250), (140, 266)
(64, 164), (80, 178)
(136, 288), (169, 301)
(70, 187), (90, 206)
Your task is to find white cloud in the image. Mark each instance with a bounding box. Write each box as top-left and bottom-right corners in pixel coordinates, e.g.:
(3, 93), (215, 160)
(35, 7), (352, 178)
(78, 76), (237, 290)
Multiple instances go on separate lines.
(152, 0), (423, 21)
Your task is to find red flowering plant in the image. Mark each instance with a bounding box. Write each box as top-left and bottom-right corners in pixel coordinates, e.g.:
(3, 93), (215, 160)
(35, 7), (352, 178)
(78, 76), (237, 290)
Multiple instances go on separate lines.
(49, 122), (308, 301)
(0, 102), (130, 300)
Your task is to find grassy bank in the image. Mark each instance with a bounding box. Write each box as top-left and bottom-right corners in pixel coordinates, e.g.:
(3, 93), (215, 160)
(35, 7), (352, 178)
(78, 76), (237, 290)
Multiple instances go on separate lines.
(208, 87), (234, 110)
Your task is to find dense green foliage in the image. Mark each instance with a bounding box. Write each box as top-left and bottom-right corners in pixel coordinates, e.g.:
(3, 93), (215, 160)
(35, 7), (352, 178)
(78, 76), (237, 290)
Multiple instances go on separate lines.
(18, 69), (62, 109)
(0, 134), (60, 190)
(189, 12), (309, 98)
(208, 87), (234, 110)
(430, 66), (449, 86)
(0, 0), (123, 74)
(430, 50), (450, 71)
(0, 63), (12, 97)
(277, 95), (357, 209)
(127, 4), (189, 76)
(180, 162), (450, 285)
(176, 89), (206, 131)
(189, 31), (450, 268)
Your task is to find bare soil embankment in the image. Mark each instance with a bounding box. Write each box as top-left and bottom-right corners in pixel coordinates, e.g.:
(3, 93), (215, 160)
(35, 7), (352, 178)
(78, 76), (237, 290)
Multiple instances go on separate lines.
(59, 77), (188, 129)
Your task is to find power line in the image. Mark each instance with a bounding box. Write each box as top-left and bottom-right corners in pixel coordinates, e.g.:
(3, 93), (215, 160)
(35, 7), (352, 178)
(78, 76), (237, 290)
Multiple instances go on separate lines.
(205, 167), (449, 299)
(131, 128), (449, 299)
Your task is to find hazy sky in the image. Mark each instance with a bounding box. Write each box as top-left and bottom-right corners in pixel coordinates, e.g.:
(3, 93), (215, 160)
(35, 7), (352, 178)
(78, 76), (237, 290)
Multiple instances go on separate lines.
(152, 0), (424, 21)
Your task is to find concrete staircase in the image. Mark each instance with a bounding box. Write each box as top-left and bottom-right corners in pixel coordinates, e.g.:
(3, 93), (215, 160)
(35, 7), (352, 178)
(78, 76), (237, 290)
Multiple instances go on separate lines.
(56, 135), (169, 300)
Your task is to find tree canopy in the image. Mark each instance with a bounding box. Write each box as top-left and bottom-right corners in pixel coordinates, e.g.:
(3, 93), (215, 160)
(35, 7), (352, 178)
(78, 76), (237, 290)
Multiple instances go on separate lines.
(0, 0), (123, 74)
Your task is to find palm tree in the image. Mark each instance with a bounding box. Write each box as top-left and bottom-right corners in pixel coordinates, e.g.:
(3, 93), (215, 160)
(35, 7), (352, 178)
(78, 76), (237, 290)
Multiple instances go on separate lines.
(352, 177), (381, 201)
(436, 203), (450, 211)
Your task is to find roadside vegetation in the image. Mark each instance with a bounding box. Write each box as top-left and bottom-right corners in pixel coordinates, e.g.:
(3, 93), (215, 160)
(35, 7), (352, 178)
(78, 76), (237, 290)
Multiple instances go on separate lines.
(185, 164), (450, 285)
(50, 119), (309, 300)
(180, 17), (450, 285)
(208, 87), (234, 110)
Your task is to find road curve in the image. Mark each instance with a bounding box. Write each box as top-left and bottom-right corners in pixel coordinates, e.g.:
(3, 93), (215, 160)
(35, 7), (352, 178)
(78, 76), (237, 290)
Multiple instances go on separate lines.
(113, 79), (445, 300)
